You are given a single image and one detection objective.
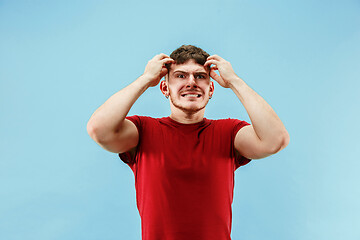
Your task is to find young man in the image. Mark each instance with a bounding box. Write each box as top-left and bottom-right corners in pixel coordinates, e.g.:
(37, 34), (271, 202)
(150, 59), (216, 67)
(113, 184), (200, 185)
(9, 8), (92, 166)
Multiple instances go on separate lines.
(87, 45), (289, 240)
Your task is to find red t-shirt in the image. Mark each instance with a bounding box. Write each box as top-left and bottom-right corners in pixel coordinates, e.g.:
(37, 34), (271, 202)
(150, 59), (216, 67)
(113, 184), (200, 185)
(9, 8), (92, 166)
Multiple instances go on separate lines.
(119, 116), (251, 240)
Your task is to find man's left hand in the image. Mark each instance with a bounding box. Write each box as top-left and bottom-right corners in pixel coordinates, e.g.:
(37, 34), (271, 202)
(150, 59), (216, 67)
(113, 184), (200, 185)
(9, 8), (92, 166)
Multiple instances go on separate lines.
(204, 55), (240, 88)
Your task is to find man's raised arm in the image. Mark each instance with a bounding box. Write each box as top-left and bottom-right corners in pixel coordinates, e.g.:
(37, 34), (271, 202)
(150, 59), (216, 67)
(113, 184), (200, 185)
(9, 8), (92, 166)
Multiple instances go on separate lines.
(87, 54), (174, 153)
(205, 55), (290, 159)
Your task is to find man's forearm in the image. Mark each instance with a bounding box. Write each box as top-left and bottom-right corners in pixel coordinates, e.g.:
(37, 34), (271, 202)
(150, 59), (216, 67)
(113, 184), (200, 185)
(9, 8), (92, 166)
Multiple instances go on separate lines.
(230, 77), (289, 149)
(87, 75), (150, 139)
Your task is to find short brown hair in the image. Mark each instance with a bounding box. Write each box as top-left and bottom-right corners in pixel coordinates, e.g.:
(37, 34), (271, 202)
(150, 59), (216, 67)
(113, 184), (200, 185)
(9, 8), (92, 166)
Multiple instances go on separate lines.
(166, 45), (210, 71)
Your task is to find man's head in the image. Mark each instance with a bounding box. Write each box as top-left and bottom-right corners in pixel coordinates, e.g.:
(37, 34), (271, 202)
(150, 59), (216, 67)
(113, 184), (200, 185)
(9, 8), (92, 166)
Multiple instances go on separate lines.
(165, 45), (210, 72)
(161, 45), (214, 115)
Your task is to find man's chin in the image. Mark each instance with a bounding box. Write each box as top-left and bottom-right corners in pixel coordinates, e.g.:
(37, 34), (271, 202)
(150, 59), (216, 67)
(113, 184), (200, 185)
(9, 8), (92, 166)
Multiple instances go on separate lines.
(171, 100), (208, 114)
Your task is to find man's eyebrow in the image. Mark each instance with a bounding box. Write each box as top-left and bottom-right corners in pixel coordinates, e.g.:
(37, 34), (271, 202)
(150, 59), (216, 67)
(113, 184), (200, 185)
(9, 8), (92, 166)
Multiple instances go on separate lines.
(173, 70), (208, 75)
(173, 70), (187, 74)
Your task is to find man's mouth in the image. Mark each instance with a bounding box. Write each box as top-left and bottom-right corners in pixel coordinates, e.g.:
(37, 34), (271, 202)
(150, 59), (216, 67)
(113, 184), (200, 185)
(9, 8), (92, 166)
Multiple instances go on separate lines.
(181, 94), (202, 98)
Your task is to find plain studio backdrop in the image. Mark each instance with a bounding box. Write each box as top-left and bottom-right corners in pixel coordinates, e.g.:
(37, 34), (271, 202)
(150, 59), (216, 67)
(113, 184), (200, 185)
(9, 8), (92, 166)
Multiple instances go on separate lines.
(1, 0), (359, 239)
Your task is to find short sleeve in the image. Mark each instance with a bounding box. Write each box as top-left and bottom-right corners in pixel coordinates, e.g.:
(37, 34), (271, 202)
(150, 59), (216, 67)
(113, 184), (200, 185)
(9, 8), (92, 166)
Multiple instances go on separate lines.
(118, 115), (142, 166)
(231, 119), (252, 170)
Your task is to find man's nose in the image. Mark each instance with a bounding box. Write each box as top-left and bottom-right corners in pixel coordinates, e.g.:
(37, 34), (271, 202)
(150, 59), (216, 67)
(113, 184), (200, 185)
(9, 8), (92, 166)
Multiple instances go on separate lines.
(186, 75), (197, 88)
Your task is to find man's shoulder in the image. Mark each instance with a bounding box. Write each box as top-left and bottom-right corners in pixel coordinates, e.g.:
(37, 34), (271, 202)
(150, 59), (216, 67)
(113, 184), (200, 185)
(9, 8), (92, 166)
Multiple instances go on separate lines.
(131, 116), (247, 124)
(126, 115), (167, 124)
(206, 117), (250, 131)
(206, 117), (246, 124)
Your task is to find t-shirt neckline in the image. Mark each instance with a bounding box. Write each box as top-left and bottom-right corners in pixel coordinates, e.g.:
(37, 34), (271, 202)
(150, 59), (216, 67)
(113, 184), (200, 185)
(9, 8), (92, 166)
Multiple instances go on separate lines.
(164, 116), (208, 127)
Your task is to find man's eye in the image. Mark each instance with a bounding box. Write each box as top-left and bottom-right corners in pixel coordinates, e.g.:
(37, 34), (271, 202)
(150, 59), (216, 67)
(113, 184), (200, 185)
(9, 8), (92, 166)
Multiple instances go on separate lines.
(196, 75), (205, 79)
(177, 74), (185, 78)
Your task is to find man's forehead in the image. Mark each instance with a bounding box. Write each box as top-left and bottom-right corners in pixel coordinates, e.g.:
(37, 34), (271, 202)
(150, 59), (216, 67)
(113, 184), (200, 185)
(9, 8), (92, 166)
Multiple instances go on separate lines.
(169, 59), (209, 73)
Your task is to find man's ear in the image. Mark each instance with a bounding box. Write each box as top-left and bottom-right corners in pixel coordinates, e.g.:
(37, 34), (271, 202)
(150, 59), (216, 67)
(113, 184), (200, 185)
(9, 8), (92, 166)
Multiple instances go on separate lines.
(209, 81), (215, 98)
(160, 79), (169, 97)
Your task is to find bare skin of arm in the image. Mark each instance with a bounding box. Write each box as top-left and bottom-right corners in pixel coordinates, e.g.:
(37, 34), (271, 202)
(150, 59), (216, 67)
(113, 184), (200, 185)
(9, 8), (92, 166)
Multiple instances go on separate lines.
(87, 54), (174, 153)
(205, 55), (290, 159)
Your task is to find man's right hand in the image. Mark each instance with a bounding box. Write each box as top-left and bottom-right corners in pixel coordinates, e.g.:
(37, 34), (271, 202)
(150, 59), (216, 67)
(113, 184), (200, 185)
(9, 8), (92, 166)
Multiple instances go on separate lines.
(143, 54), (174, 87)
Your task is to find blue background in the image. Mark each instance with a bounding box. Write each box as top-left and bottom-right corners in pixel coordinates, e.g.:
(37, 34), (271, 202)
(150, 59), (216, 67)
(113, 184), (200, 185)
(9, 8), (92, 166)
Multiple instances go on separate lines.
(1, 0), (359, 239)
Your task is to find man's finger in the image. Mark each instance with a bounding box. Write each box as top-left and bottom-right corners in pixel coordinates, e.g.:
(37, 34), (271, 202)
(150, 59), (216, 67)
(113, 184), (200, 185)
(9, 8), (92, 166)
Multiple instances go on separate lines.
(161, 58), (175, 64)
(156, 53), (171, 60)
(204, 59), (218, 67)
(207, 55), (222, 61)
(160, 68), (168, 78)
(210, 69), (222, 82)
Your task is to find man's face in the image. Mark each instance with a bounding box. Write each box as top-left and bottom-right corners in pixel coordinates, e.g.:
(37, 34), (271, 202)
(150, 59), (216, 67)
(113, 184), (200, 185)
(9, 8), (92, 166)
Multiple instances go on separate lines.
(163, 59), (214, 113)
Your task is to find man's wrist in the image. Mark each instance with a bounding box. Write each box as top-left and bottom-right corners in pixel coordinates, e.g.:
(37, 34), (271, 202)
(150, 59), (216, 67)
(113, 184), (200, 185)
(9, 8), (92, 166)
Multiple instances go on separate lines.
(228, 76), (245, 90)
(135, 75), (153, 91)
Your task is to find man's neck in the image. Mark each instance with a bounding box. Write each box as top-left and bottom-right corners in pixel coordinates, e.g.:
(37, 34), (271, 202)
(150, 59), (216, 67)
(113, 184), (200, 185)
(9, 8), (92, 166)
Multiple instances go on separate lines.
(169, 109), (205, 124)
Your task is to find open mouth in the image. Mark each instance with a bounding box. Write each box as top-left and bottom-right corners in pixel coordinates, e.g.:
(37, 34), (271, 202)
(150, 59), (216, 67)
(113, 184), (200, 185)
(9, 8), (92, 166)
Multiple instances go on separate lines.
(181, 94), (202, 98)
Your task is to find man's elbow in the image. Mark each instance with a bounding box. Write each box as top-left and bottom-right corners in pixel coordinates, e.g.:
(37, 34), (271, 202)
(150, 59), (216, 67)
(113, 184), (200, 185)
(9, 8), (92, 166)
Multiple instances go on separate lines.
(268, 131), (290, 154)
(87, 121), (96, 139)
(87, 121), (105, 143)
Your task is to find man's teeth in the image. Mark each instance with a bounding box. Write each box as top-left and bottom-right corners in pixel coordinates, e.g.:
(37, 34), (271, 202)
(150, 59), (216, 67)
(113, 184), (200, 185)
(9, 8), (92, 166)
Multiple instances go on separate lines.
(183, 94), (200, 97)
